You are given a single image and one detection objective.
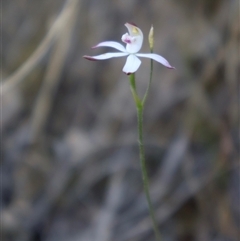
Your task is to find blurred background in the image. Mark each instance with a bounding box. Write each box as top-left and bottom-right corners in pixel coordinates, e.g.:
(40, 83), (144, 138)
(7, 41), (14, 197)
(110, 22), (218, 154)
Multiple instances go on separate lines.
(1, 0), (239, 241)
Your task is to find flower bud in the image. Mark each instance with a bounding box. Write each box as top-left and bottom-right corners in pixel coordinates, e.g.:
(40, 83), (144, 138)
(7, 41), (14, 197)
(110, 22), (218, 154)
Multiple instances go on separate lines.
(148, 25), (154, 50)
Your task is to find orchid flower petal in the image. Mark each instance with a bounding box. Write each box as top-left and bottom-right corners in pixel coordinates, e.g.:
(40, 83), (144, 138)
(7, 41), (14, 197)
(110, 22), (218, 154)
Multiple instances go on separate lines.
(93, 41), (126, 52)
(136, 53), (175, 69)
(122, 54), (141, 74)
(123, 23), (143, 54)
(83, 52), (128, 61)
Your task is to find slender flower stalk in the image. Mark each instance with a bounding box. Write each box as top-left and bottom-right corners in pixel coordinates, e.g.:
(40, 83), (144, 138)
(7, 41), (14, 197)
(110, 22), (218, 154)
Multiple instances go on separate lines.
(84, 23), (175, 241)
(142, 25), (154, 106)
(129, 72), (161, 241)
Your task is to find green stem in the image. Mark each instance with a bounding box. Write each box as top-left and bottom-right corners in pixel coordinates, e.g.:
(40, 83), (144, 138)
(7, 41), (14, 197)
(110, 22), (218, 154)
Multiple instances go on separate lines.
(129, 73), (161, 241)
(129, 73), (141, 107)
(137, 105), (161, 241)
(142, 49), (153, 106)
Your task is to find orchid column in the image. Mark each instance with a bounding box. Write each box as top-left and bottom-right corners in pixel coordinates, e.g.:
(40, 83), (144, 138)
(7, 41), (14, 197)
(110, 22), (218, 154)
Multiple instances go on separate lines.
(84, 23), (175, 241)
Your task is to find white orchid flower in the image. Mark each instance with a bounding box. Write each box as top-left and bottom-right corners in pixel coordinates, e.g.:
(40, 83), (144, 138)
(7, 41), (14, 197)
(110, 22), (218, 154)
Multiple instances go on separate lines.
(83, 23), (175, 75)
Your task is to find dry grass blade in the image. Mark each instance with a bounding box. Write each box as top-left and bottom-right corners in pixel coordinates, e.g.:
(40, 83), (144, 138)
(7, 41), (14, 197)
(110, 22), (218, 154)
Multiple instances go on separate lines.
(28, 0), (79, 142)
(1, 0), (79, 95)
(93, 172), (125, 241)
